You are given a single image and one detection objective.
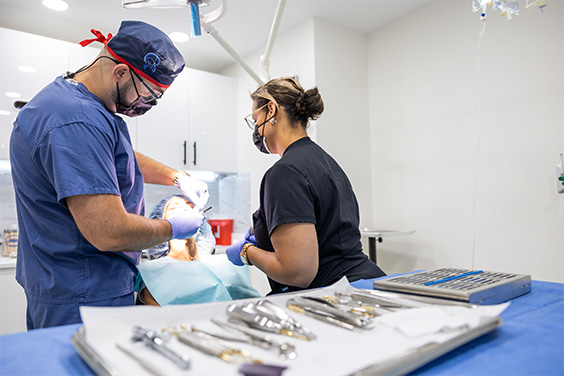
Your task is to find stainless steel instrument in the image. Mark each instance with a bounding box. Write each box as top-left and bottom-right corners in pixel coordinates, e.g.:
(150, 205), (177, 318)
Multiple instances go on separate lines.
(286, 296), (374, 330)
(211, 318), (297, 360)
(177, 330), (261, 364)
(131, 326), (191, 370)
(225, 302), (315, 341)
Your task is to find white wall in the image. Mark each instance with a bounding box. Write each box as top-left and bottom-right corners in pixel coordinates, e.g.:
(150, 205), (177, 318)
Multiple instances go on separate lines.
(367, 1), (564, 282)
(313, 19), (373, 227)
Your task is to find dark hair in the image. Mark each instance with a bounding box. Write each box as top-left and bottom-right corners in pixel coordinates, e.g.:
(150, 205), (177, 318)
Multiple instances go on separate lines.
(251, 77), (324, 128)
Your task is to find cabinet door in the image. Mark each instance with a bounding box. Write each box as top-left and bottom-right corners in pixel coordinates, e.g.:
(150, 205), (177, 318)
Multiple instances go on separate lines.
(0, 28), (70, 159)
(135, 69), (189, 169)
(187, 69), (235, 172)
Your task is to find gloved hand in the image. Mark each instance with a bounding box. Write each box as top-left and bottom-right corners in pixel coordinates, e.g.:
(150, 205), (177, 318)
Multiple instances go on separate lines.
(226, 239), (246, 266)
(226, 228), (257, 266)
(167, 210), (205, 240)
(175, 173), (210, 210)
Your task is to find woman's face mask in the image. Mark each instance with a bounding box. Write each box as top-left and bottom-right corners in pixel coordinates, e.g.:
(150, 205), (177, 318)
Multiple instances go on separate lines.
(252, 116), (274, 154)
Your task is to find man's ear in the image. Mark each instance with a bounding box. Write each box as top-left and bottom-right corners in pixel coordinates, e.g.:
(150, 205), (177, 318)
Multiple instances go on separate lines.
(113, 64), (129, 81)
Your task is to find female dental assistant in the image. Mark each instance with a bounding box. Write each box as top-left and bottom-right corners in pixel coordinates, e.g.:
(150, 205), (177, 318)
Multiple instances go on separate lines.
(226, 77), (386, 294)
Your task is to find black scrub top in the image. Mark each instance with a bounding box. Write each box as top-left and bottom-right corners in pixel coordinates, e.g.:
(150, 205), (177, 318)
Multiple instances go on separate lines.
(253, 137), (385, 294)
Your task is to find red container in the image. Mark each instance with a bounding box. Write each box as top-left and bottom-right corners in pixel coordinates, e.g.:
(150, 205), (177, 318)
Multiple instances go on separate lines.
(208, 219), (233, 246)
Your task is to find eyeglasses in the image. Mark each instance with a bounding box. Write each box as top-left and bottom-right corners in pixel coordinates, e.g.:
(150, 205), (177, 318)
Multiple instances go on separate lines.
(130, 69), (163, 105)
(244, 103), (268, 130)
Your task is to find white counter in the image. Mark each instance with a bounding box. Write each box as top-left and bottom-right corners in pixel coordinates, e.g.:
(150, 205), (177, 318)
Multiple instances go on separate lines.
(0, 255), (26, 334)
(0, 255), (16, 269)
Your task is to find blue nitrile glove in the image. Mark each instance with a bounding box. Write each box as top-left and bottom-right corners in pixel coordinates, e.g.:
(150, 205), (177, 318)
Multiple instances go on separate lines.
(176, 173), (210, 210)
(226, 228), (257, 266)
(226, 239), (246, 266)
(247, 232), (257, 245)
(167, 210), (205, 240)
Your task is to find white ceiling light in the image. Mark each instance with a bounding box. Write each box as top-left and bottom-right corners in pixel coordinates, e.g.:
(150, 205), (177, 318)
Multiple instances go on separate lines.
(169, 32), (190, 43)
(18, 66), (37, 73)
(42, 0), (69, 11)
(0, 110), (11, 116)
(6, 92), (21, 98)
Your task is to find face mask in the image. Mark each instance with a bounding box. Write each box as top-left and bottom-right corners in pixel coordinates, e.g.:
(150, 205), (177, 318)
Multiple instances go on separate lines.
(115, 82), (154, 117)
(252, 117), (273, 154)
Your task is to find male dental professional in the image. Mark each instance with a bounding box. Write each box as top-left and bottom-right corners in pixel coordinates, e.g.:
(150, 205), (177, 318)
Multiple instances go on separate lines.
(10, 20), (208, 329)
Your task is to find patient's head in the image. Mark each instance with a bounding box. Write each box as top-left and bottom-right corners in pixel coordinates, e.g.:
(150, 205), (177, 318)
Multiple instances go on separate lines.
(162, 196), (198, 223)
(146, 195), (199, 261)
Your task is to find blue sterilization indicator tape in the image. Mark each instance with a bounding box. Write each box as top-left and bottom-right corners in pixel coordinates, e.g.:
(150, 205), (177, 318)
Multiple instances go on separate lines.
(424, 270), (484, 286)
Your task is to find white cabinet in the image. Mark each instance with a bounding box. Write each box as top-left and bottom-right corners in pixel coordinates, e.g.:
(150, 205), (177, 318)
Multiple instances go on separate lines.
(0, 28), (100, 159)
(0, 28), (68, 159)
(187, 69), (235, 172)
(134, 68), (189, 169)
(135, 68), (236, 172)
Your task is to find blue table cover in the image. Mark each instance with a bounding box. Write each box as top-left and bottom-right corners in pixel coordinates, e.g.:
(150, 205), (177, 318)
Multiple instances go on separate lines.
(1, 279), (562, 376)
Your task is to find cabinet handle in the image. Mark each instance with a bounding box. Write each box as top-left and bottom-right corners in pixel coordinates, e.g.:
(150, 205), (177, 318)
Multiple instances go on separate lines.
(183, 141), (187, 165)
(193, 141), (197, 166)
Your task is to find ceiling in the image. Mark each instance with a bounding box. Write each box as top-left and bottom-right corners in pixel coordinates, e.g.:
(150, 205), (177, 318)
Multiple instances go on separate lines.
(0, 0), (434, 73)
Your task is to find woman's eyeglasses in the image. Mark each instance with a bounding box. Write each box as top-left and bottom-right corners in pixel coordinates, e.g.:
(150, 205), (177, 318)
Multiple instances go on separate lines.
(243, 103), (268, 130)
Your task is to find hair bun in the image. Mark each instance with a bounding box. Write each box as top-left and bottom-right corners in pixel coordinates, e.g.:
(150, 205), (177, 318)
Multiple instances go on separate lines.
(301, 87), (324, 120)
(295, 92), (308, 116)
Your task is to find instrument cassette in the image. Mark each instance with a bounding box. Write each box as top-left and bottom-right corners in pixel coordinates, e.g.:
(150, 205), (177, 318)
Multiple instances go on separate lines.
(373, 268), (531, 304)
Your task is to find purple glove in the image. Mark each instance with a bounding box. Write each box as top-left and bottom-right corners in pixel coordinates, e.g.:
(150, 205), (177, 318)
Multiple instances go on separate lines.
(226, 228), (257, 266)
(167, 210), (205, 240)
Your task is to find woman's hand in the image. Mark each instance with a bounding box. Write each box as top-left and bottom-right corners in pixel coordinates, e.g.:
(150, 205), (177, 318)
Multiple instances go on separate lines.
(226, 228), (256, 265)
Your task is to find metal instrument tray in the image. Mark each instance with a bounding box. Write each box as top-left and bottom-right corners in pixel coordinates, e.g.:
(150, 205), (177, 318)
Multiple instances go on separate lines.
(72, 316), (504, 376)
(373, 268), (531, 304)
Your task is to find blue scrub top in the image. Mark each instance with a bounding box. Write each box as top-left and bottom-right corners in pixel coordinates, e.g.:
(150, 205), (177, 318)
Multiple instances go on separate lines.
(10, 76), (143, 304)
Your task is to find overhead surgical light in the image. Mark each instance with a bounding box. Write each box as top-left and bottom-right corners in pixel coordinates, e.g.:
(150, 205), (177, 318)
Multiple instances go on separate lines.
(123, 0), (210, 37)
(121, 0), (287, 85)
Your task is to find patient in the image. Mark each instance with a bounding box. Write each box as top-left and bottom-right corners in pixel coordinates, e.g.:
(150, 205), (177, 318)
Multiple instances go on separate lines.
(136, 195), (260, 306)
(144, 195), (206, 262)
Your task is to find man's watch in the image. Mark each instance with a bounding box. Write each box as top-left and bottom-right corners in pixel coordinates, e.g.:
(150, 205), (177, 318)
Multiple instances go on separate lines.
(240, 242), (253, 265)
